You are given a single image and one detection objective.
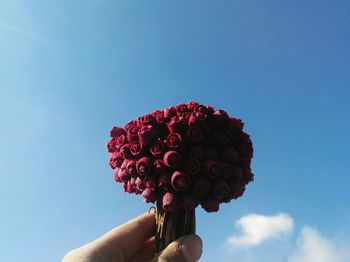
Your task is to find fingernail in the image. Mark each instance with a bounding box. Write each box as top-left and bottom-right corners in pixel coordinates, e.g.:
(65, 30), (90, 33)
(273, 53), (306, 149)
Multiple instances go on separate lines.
(181, 235), (202, 262)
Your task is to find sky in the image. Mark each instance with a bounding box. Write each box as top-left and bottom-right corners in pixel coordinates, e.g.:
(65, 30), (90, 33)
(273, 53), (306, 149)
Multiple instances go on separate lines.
(0, 1), (349, 261)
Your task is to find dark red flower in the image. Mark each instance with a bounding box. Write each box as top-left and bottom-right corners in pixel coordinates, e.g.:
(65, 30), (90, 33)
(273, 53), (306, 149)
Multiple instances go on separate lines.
(138, 125), (157, 145)
(153, 159), (168, 175)
(187, 101), (199, 111)
(213, 179), (229, 200)
(162, 192), (179, 212)
(189, 146), (205, 160)
(139, 113), (156, 126)
(193, 177), (211, 197)
(159, 173), (171, 191)
(186, 126), (203, 142)
(135, 177), (145, 191)
(167, 117), (188, 134)
(127, 126), (141, 143)
(107, 138), (117, 153)
(136, 157), (152, 176)
(142, 188), (157, 203)
(185, 158), (201, 175)
(120, 143), (132, 159)
(164, 107), (177, 120)
(109, 151), (123, 169)
(213, 131), (230, 146)
(201, 197), (220, 212)
(163, 151), (181, 168)
(110, 126), (126, 138)
(165, 133), (183, 151)
(130, 142), (144, 157)
(221, 163), (234, 180)
(203, 160), (221, 179)
(188, 112), (206, 126)
(171, 171), (191, 191)
(150, 138), (166, 158)
(116, 134), (128, 150)
(175, 103), (189, 114)
(126, 159), (137, 177)
(224, 147), (239, 163)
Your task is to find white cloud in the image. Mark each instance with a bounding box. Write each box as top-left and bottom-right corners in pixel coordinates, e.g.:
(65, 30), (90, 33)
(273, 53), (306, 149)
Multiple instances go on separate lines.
(288, 226), (350, 262)
(226, 213), (293, 248)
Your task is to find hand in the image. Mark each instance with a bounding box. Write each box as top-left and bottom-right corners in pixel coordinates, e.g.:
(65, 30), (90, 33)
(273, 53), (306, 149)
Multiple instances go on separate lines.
(62, 213), (202, 262)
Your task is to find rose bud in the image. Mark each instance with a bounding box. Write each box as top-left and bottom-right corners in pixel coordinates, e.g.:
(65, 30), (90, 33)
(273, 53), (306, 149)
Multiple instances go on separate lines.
(124, 120), (141, 131)
(185, 158), (201, 175)
(130, 142), (144, 157)
(186, 126), (203, 142)
(136, 157), (152, 176)
(164, 106), (177, 120)
(213, 131), (230, 146)
(189, 146), (205, 160)
(120, 143), (132, 159)
(221, 163), (234, 180)
(126, 159), (137, 177)
(201, 196), (220, 212)
(163, 150), (182, 168)
(116, 134), (128, 150)
(110, 126), (126, 138)
(175, 103), (188, 115)
(182, 194), (199, 210)
(107, 138), (117, 153)
(142, 188), (157, 203)
(187, 101), (199, 111)
(153, 159), (168, 175)
(139, 113), (156, 126)
(167, 116), (188, 134)
(224, 147), (239, 163)
(119, 168), (130, 182)
(188, 112), (206, 127)
(194, 104), (208, 114)
(171, 171), (191, 191)
(193, 177), (211, 197)
(159, 173), (171, 191)
(165, 133), (183, 151)
(203, 160), (221, 179)
(135, 177), (145, 191)
(114, 168), (122, 182)
(213, 179), (229, 200)
(109, 151), (124, 169)
(137, 125), (157, 145)
(127, 126), (141, 143)
(204, 148), (218, 160)
(150, 138), (166, 158)
(162, 192), (179, 212)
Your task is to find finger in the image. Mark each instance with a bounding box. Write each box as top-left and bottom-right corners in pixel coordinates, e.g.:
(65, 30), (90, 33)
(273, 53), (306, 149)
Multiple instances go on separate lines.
(128, 237), (155, 262)
(93, 213), (155, 260)
(152, 234), (202, 262)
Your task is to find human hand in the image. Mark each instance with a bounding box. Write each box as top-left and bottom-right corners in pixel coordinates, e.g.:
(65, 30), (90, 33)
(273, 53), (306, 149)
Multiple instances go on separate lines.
(62, 213), (202, 262)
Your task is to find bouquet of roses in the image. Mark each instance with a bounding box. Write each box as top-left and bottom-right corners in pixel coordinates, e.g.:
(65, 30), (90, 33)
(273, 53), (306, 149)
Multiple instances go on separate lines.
(107, 101), (253, 253)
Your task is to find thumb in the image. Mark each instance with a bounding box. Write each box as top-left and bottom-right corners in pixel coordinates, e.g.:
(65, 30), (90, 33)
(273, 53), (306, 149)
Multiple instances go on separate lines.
(153, 234), (202, 262)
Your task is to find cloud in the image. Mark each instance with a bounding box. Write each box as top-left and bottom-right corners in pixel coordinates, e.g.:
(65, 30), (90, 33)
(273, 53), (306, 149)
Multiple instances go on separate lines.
(287, 226), (350, 262)
(226, 213), (293, 248)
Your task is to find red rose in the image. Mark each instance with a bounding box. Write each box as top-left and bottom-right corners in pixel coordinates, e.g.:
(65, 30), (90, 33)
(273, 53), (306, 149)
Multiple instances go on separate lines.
(167, 116), (188, 134)
(163, 151), (182, 168)
(116, 134), (128, 150)
(186, 126), (203, 142)
(126, 159), (137, 177)
(120, 143), (132, 159)
(224, 147), (239, 163)
(114, 168), (122, 182)
(188, 112), (206, 126)
(175, 103), (189, 114)
(124, 120), (141, 131)
(150, 138), (166, 158)
(203, 160), (221, 179)
(127, 126), (141, 143)
(193, 177), (211, 197)
(212, 109), (229, 127)
(221, 163), (234, 180)
(164, 106), (177, 120)
(130, 142), (144, 157)
(162, 192), (179, 212)
(138, 125), (157, 145)
(107, 138), (117, 153)
(109, 151), (123, 169)
(135, 177), (145, 191)
(189, 146), (205, 160)
(119, 167), (130, 182)
(142, 188), (157, 203)
(213, 131), (230, 146)
(136, 157), (152, 176)
(201, 197), (220, 212)
(194, 105), (208, 114)
(153, 159), (168, 175)
(159, 173), (171, 191)
(213, 179), (229, 200)
(165, 133), (183, 151)
(185, 158), (201, 175)
(139, 113), (156, 126)
(110, 126), (126, 138)
(231, 166), (243, 180)
(171, 171), (191, 191)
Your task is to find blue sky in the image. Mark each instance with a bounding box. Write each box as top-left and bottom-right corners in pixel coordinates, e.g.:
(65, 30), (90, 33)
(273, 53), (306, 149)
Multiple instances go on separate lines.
(1, 1), (349, 261)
